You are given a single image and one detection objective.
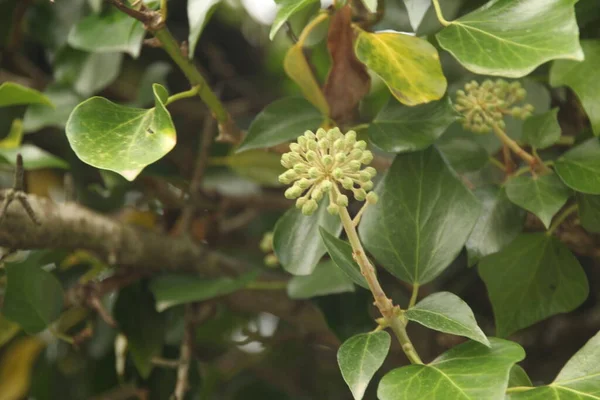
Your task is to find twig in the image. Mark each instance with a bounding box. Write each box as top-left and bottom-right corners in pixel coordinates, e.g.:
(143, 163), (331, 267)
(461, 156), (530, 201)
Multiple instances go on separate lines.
(0, 154), (40, 225)
(172, 305), (195, 400)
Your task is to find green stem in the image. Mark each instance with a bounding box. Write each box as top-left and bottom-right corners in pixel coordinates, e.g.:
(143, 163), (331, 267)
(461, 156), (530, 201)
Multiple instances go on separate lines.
(491, 122), (537, 166)
(298, 12), (329, 44)
(153, 28), (240, 142)
(432, 0), (451, 26)
(348, 123), (370, 132)
(165, 85), (201, 106)
(511, 161), (554, 178)
(556, 135), (576, 146)
(50, 327), (75, 345)
(335, 192), (422, 364)
(408, 284), (419, 308)
(546, 204), (578, 236)
(160, 0), (168, 21)
(506, 386), (534, 394)
(246, 281), (288, 290)
(488, 156), (507, 172)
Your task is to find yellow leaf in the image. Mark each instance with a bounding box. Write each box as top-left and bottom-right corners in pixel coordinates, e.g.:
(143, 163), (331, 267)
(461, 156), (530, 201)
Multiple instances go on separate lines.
(0, 119), (23, 149)
(0, 314), (19, 349)
(0, 337), (45, 400)
(354, 30), (447, 106)
(284, 14), (330, 116)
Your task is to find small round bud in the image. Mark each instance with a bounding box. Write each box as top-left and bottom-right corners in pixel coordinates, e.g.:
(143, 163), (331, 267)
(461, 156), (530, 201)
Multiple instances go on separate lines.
(304, 130), (316, 140)
(335, 153), (347, 163)
(285, 185), (302, 199)
(366, 192), (379, 204)
(482, 80), (493, 89)
(365, 167), (377, 177)
(306, 150), (317, 161)
(524, 104), (534, 113)
(456, 90), (465, 97)
(308, 167), (320, 179)
(345, 132), (357, 147)
(497, 120), (506, 129)
(281, 153), (292, 168)
(354, 140), (367, 150)
(511, 107), (523, 119)
(515, 88), (526, 101)
(311, 187), (324, 201)
(359, 171), (371, 182)
(327, 204), (340, 215)
(297, 136), (307, 148)
(278, 173), (292, 184)
(316, 128), (327, 139)
(285, 170), (298, 181)
(318, 139), (330, 150)
(361, 151), (373, 164)
(260, 232), (274, 252)
(509, 81), (521, 91)
(333, 139), (344, 151)
(297, 178), (311, 189)
(264, 254), (279, 267)
(307, 139), (317, 150)
(349, 149), (363, 159)
(290, 143), (302, 153)
(320, 180), (333, 192)
(337, 194), (349, 207)
(302, 199), (318, 215)
(296, 197), (307, 208)
(294, 163), (308, 173)
(353, 188), (367, 201)
(348, 160), (362, 172)
(322, 155), (334, 166)
(333, 168), (344, 179)
(342, 177), (354, 189)
(362, 181), (374, 191)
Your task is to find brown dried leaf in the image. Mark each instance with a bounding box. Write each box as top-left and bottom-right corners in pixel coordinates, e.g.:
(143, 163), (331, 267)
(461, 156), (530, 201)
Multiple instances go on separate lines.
(323, 5), (371, 124)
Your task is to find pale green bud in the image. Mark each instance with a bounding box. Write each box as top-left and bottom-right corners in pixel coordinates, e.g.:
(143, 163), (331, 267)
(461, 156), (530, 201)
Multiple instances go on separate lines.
(306, 150), (317, 161)
(320, 180), (333, 192)
(302, 199), (318, 215)
(354, 188), (367, 201)
(349, 149), (362, 159)
(333, 168), (344, 179)
(361, 151), (373, 164)
(337, 194), (349, 207)
(366, 192), (379, 205)
(333, 139), (344, 151)
(296, 197), (307, 208)
(279, 173), (292, 184)
(362, 181), (374, 191)
(318, 139), (330, 150)
(297, 136), (307, 148)
(349, 160), (362, 172)
(297, 178), (311, 189)
(365, 167), (377, 177)
(354, 140), (367, 150)
(342, 177), (354, 189)
(304, 131), (316, 140)
(335, 153), (347, 163)
(322, 155), (334, 166)
(316, 128), (327, 139)
(308, 167), (320, 179)
(359, 171), (371, 182)
(264, 253), (279, 267)
(307, 139), (317, 150)
(344, 132), (356, 146)
(294, 163), (308, 173)
(327, 204), (340, 215)
(281, 153), (292, 168)
(511, 107), (523, 118)
(285, 185), (303, 199)
(259, 232), (274, 252)
(311, 187), (324, 201)
(290, 143), (302, 153)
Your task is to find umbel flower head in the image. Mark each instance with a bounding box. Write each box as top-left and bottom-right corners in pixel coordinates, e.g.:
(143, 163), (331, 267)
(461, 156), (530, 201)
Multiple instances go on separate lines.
(279, 128), (378, 216)
(455, 79), (534, 134)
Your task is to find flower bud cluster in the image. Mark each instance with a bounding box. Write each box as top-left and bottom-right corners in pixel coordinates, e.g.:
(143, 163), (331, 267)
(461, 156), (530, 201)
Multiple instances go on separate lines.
(259, 232), (279, 267)
(455, 79), (534, 134)
(279, 128), (378, 216)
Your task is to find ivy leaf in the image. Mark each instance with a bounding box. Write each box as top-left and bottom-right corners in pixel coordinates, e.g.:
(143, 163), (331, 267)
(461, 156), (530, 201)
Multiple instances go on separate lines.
(2, 256), (64, 334)
(436, 0), (584, 77)
(237, 97), (323, 152)
(270, 0), (319, 40)
(437, 138), (489, 173)
(114, 284), (164, 379)
(0, 82), (53, 108)
(508, 330), (600, 399)
(0, 144), (69, 170)
(319, 227), (368, 289)
(550, 40), (600, 136)
(354, 30), (446, 106)
(359, 147), (481, 284)
(53, 48), (123, 97)
(577, 193), (600, 233)
(478, 233), (588, 338)
(368, 96), (458, 153)
(23, 84), (83, 132)
(149, 271), (259, 312)
(67, 6), (146, 57)
(555, 138), (600, 194)
(284, 24), (331, 116)
(378, 338), (524, 400)
(406, 292), (490, 347)
(273, 195), (342, 275)
(287, 260), (354, 299)
(466, 186), (525, 266)
(0, 119), (23, 149)
(522, 108), (561, 149)
(505, 173), (571, 228)
(66, 83), (176, 181)
(508, 365), (533, 388)
(188, 0), (221, 59)
(225, 150), (286, 187)
(338, 331), (391, 400)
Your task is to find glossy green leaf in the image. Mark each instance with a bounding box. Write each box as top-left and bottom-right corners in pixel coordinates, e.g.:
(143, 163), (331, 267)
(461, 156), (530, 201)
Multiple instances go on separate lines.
(319, 227), (368, 289)
(359, 147), (481, 284)
(66, 83), (176, 181)
(436, 0), (584, 77)
(338, 331), (391, 400)
(505, 173), (571, 228)
(550, 40), (600, 136)
(437, 138), (489, 173)
(368, 96), (458, 153)
(67, 7), (146, 57)
(577, 193), (600, 233)
(508, 331), (600, 399)
(508, 365), (533, 388)
(354, 30), (446, 106)
(114, 284), (164, 378)
(378, 338), (524, 400)
(0, 314), (20, 348)
(284, 35), (331, 116)
(287, 260), (354, 299)
(0, 119), (23, 149)
(149, 271), (259, 312)
(3, 257), (64, 334)
(237, 97), (323, 152)
(226, 149), (286, 187)
(522, 108), (561, 149)
(0, 82), (53, 108)
(188, 0), (221, 59)
(406, 292), (490, 347)
(54, 48), (123, 96)
(404, 0), (431, 31)
(555, 138), (600, 194)
(0, 144), (69, 170)
(270, 0), (319, 40)
(23, 84), (83, 132)
(273, 195), (342, 275)
(479, 233), (588, 337)
(466, 186), (525, 266)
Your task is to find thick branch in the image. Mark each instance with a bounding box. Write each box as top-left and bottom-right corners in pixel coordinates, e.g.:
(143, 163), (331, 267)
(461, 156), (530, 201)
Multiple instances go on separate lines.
(0, 191), (204, 270)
